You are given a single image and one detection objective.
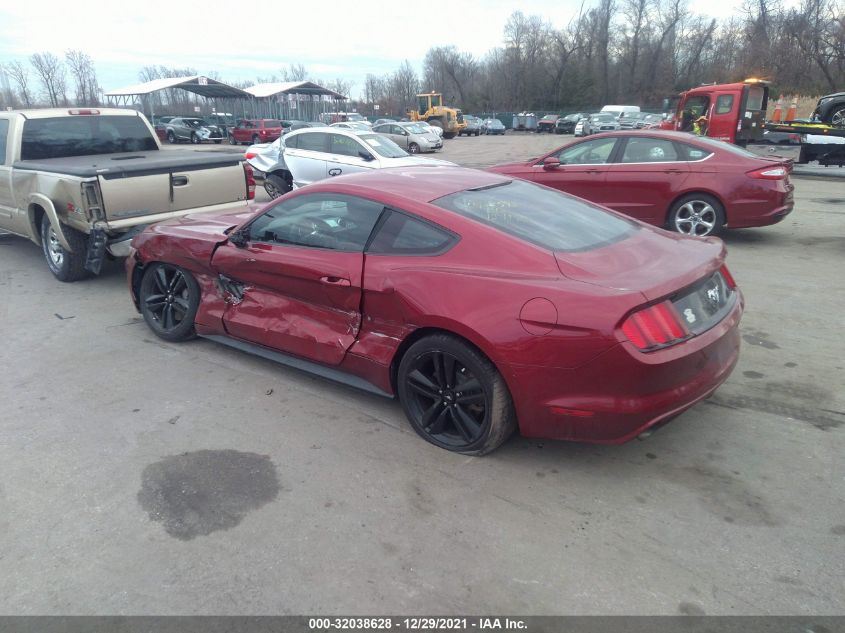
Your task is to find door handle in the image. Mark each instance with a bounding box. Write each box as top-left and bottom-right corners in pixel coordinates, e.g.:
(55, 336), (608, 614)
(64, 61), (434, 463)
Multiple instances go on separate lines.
(172, 175), (189, 186)
(328, 168), (342, 177)
(320, 276), (351, 287)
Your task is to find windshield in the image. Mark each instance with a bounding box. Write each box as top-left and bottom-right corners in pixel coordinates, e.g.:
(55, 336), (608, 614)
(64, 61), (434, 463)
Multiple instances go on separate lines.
(595, 114), (616, 121)
(184, 119), (205, 127)
(359, 133), (408, 158)
(21, 115), (159, 159)
(490, 119), (504, 127)
(404, 123), (428, 134)
(432, 179), (635, 252)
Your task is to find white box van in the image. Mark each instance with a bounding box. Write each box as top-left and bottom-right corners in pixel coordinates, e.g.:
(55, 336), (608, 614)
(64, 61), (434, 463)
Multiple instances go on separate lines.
(601, 105), (641, 118)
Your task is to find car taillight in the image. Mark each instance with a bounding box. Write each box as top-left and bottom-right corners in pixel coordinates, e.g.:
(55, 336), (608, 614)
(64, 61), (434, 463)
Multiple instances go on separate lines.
(719, 264), (736, 288)
(622, 301), (689, 351)
(747, 165), (787, 179)
(243, 164), (255, 200)
(244, 152), (257, 159)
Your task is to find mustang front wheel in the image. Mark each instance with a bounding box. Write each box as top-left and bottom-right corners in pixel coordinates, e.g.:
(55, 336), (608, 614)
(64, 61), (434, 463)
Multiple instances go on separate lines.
(397, 334), (516, 455)
(139, 263), (200, 341)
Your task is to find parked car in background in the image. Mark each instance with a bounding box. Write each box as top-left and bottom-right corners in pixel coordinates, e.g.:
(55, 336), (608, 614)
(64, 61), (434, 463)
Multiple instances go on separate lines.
(371, 122), (443, 153)
(573, 116), (589, 137)
(484, 119), (506, 135)
(331, 121), (372, 132)
(0, 108), (254, 281)
(244, 127), (453, 197)
(812, 92), (845, 126)
(165, 117), (225, 144)
(228, 119), (283, 145)
(636, 113), (664, 129)
(555, 113), (587, 134)
(417, 120), (444, 138)
(204, 113), (237, 135)
(488, 130), (794, 237)
(127, 166), (743, 455)
(601, 105), (641, 120)
(512, 113), (538, 131)
(619, 112), (646, 129)
(459, 116), (482, 136)
(288, 121), (325, 132)
(537, 114), (560, 133)
(373, 118), (397, 126)
(584, 113), (621, 135)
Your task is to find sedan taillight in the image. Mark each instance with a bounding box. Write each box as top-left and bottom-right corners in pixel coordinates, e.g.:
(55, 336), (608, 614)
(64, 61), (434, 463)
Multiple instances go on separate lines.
(243, 164), (255, 200)
(622, 301), (689, 351)
(747, 165), (788, 179)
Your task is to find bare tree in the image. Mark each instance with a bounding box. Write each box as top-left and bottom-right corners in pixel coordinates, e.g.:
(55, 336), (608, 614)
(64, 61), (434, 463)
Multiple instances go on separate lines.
(30, 52), (67, 106)
(3, 60), (34, 107)
(282, 63), (309, 82)
(65, 50), (100, 106)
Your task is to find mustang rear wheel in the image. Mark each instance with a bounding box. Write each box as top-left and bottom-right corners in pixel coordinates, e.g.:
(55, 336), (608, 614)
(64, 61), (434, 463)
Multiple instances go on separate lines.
(668, 194), (725, 237)
(397, 334), (516, 455)
(139, 263), (200, 342)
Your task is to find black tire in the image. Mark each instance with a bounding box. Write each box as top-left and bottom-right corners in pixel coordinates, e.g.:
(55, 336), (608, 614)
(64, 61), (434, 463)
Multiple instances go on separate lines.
(167, 131), (177, 144)
(40, 216), (88, 282)
(138, 263), (200, 342)
(190, 133), (199, 144)
(264, 172), (292, 199)
(397, 334), (516, 455)
(667, 193), (725, 237)
(228, 135), (238, 145)
(408, 142), (420, 154)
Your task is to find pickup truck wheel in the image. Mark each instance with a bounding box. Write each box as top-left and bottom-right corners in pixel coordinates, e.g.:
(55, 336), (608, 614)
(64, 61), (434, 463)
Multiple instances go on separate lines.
(264, 173), (292, 199)
(41, 216), (88, 282)
(139, 263), (200, 342)
(167, 131), (176, 144)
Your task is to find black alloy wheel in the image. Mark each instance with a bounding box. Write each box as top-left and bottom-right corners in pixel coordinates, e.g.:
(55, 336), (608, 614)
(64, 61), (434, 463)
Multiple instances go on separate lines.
(139, 263), (200, 341)
(398, 334), (516, 454)
(167, 131), (176, 143)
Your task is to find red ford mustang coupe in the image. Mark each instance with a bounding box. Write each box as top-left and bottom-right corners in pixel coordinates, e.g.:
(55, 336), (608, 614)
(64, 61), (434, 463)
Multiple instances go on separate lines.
(489, 131), (794, 237)
(128, 166), (743, 455)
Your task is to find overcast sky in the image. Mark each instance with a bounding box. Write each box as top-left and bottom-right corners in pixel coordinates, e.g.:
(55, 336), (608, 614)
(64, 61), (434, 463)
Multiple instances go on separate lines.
(1, 0), (787, 99)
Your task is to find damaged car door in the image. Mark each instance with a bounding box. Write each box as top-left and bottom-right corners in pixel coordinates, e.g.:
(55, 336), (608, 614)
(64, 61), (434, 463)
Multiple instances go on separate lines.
(210, 192), (384, 366)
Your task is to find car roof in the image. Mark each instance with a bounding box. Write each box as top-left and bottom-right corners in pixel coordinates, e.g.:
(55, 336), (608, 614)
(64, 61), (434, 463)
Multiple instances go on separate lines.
(288, 127), (363, 139)
(305, 166), (512, 204)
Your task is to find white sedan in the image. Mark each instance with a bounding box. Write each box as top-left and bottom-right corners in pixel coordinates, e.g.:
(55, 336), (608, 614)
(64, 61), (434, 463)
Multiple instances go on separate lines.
(246, 128), (454, 198)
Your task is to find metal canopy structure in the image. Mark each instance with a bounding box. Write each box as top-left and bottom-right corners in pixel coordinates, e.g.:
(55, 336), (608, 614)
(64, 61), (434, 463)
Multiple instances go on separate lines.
(243, 82), (348, 120)
(104, 75), (252, 121)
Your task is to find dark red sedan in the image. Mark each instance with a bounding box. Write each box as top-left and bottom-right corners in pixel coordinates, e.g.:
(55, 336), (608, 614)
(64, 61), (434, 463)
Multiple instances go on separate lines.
(127, 166), (742, 454)
(489, 131), (794, 237)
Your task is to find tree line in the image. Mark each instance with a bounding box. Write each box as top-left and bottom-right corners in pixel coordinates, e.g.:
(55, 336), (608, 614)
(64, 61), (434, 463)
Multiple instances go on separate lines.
(2, 0), (842, 114)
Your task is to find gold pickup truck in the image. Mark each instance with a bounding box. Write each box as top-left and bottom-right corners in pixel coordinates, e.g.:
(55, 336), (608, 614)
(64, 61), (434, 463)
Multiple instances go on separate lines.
(0, 108), (255, 281)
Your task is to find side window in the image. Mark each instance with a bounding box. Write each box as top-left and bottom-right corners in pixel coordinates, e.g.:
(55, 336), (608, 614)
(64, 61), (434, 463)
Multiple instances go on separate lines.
(247, 194), (383, 251)
(0, 119), (9, 165)
(390, 125), (403, 135)
(285, 134), (298, 149)
(620, 138), (679, 163)
(368, 211), (456, 255)
(296, 132), (328, 152)
(330, 134), (362, 158)
(679, 142), (713, 161)
(556, 138), (617, 165)
(681, 96), (710, 130)
(715, 95), (734, 115)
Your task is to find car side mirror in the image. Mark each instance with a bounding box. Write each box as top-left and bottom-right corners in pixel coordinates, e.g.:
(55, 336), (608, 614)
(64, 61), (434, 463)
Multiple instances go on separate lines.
(228, 228), (248, 248)
(359, 151), (375, 161)
(543, 157), (562, 170)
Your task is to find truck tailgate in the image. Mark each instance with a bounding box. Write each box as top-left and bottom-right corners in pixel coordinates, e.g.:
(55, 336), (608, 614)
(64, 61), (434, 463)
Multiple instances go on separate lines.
(169, 161), (245, 211)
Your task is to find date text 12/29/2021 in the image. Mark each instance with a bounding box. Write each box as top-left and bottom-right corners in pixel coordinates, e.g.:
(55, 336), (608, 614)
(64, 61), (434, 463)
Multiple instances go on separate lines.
(308, 618), (528, 630)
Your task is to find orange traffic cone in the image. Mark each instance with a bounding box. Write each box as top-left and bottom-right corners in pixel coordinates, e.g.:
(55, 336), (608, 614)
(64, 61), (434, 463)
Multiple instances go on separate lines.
(771, 96), (784, 122)
(785, 97), (798, 122)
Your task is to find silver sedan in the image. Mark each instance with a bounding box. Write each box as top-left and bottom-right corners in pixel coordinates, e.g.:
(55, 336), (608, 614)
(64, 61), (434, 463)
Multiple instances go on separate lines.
(371, 122), (443, 153)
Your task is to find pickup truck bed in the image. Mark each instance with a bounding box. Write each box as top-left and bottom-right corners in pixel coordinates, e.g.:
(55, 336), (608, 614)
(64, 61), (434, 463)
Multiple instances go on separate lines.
(13, 149), (245, 178)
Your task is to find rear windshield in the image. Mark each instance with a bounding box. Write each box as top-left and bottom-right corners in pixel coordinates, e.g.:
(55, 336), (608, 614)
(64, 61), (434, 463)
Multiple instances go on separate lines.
(21, 115), (158, 160)
(692, 136), (759, 158)
(432, 179), (636, 252)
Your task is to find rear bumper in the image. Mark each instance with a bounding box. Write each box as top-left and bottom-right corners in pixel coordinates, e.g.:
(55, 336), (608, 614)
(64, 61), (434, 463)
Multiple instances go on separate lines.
(728, 186), (794, 228)
(506, 297), (743, 443)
